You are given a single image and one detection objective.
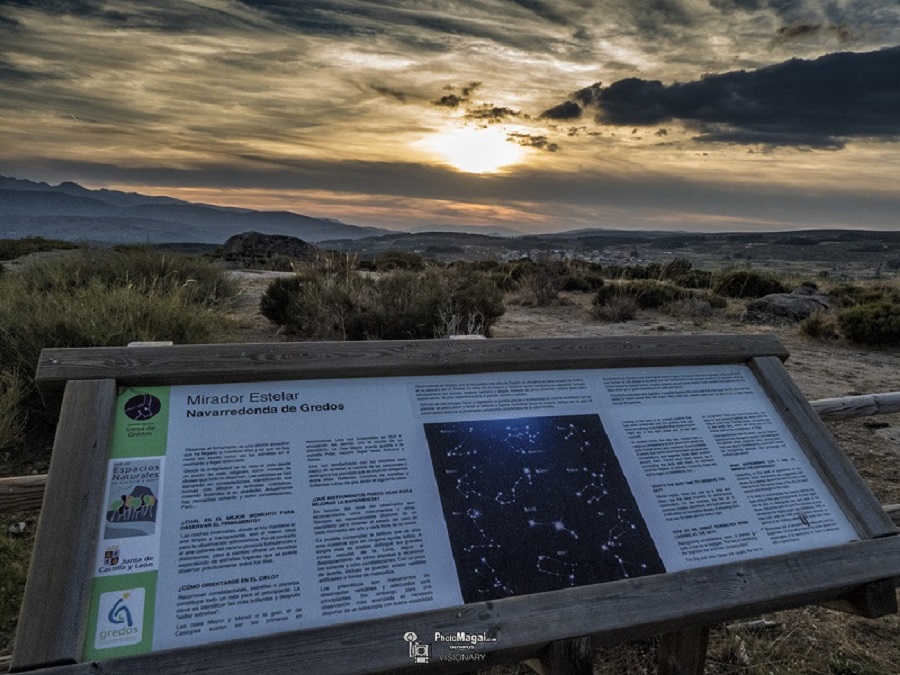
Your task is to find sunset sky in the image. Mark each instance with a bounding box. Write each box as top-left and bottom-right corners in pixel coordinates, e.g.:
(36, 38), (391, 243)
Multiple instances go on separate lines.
(1, 1), (898, 234)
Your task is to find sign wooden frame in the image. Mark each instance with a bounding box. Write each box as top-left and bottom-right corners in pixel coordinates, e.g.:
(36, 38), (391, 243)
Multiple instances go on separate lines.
(12, 335), (900, 675)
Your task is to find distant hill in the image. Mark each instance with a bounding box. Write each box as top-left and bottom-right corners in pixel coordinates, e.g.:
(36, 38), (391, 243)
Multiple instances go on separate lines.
(408, 223), (524, 237)
(0, 176), (386, 243)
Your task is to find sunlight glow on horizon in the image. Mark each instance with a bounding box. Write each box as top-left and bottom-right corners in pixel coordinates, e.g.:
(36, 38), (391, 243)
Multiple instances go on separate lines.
(419, 126), (527, 174)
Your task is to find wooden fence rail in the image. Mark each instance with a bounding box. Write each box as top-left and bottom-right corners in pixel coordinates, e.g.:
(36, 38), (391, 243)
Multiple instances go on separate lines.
(2, 392), (899, 516)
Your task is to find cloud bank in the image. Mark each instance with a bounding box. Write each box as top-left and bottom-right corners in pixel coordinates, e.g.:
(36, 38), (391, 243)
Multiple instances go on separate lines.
(548, 47), (900, 148)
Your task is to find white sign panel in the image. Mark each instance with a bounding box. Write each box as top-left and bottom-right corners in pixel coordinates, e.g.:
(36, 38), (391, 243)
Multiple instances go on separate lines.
(83, 365), (857, 660)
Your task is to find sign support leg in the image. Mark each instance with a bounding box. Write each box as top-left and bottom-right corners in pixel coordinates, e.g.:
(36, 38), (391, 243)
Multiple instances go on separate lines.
(525, 636), (594, 675)
(657, 626), (709, 675)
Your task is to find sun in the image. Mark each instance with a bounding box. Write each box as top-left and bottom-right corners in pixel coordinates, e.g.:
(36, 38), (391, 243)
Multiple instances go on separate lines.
(421, 126), (525, 173)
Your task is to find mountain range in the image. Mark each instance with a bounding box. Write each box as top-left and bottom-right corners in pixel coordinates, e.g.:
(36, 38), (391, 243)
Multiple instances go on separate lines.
(0, 175), (387, 243)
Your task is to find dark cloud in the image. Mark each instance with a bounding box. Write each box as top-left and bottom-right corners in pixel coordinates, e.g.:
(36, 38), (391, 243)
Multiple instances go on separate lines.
(776, 22), (821, 39)
(432, 82), (521, 123)
(627, 0), (695, 34)
(773, 22), (855, 44)
(708, 0), (765, 12)
(505, 0), (571, 25)
(573, 83), (602, 107)
(371, 85), (408, 103)
(465, 105), (522, 123)
(236, 1), (570, 52)
(582, 47), (900, 147)
(236, 0), (360, 36)
(432, 82), (482, 108)
(708, 0), (812, 20)
(434, 94), (463, 108)
(508, 133), (560, 151)
(540, 100), (582, 120)
(0, 0), (263, 32)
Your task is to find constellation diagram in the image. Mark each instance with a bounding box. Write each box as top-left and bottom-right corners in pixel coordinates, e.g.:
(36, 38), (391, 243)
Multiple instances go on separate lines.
(425, 414), (664, 603)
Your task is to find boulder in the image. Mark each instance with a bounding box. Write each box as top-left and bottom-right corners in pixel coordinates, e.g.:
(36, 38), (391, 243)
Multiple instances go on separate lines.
(222, 231), (317, 267)
(741, 287), (830, 324)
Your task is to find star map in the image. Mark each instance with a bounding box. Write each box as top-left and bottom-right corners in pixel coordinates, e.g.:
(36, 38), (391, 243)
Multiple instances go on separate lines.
(424, 414), (664, 602)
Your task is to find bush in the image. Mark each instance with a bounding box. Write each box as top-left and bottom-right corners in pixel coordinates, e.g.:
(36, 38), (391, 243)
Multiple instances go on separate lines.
(260, 267), (504, 340)
(0, 250), (238, 437)
(828, 283), (899, 308)
(712, 270), (788, 298)
(561, 274), (604, 293)
(837, 302), (900, 346)
(594, 280), (689, 310)
(664, 298), (713, 324)
(591, 293), (638, 322)
(18, 247), (238, 307)
(0, 511), (35, 653)
(800, 311), (840, 341)
(0, 370), (24, 451)
(488, 269), (520, 293)
(518, 265), (565, 306)
(661, 258), (693, 280)
(373, 251), (427, 271)
(0, 280), (233, 403)
(671, 269), (713, 289)
(263, 254), (302, 272)
(0, 236), (79, 260)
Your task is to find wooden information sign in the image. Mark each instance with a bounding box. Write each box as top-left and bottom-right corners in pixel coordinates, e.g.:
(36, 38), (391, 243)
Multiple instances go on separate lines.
(11, 336), (900, 675)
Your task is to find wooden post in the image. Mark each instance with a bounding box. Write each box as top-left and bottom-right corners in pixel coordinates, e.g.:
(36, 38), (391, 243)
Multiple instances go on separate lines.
(657, 627), (710, 675)
(10, 380), (117, 672)
(526, 637), (594, 675)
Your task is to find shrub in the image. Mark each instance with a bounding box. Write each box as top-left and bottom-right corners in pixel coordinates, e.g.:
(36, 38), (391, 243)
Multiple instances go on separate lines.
(18, 247), (238, 307)
(0, 370), (24, 451)
(591, 293), (638, 322)
(0, 280), (233, 386)
(0, 511), (35, 653)
(263, 254), (302, 272)
(828, 283), (899, 308)
(622, 265), (652, 280)
(664, 298), (713, 324)
(800, 311), (840, 341)
(373, 251), (427, 271)
(561, 274), (604, 293)
(0, 251), (238, 436)
(594, 280), (689, 310)
(260, 267), (504, 340)
(0, 236), (79, 260)
(518, 265), (565, 306)
(661, 258), (693, 280)
(838, 302), (900, 346)
(593, 284), (618, 307)
(259, 275), (314, 328)
(711, 270), (788, 299)
(488, 269), (520, 293)
(671, 269), (713, 289)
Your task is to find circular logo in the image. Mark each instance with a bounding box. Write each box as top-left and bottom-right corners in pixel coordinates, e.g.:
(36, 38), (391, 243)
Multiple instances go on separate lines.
(124, 394), (162, 421)
(403, 632), (418, 643)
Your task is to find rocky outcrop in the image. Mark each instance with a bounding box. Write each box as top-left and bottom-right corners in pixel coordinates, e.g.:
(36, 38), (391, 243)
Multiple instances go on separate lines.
(222, 231), (317, 267)
(741, 287), (830, 324)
